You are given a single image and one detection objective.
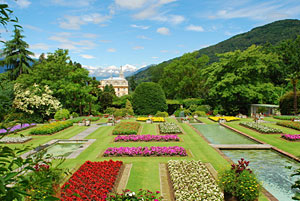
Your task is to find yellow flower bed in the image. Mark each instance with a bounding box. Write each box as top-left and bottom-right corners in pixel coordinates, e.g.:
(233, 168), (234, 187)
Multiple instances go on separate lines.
(136, 117), (165, 122)
(209, 116), (240, 122)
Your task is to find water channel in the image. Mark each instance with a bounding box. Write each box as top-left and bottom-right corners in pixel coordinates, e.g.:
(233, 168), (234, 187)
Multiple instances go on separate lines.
(192, 124), (300, 201)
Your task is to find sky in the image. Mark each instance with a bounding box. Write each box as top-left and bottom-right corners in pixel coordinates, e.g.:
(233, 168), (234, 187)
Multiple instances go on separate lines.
(1, 0), (300, 78)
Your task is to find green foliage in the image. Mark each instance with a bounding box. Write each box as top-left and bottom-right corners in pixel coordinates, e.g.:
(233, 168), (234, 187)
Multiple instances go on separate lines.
(54, 109), (70, 120)
(100, 92), (114, 111)
(30, 121), (73, 135)
(132, 82), (167, 115)
(192, 111), (206, 117)
(125, 99), (134, 115)
(173, 109), (183, 117)
(155, 111), (169, 117)
(71, 112), (79, 118)
(279, 91), (300, 115)
(159, 52), (209, 99)
(112, 122), (140, 135)
(113, 108), (128, 117)
(274, 116), (300, 120)
(204, 45), (282, 115)
(196, 105), (211, 113)
(104, 107), (117, 115)
(112, 94), (132, 108)
(0, 73), (14, 122)
(0, 28), (34, 80)
(183, 98), (204, 108)
(0, 4), (19, 31)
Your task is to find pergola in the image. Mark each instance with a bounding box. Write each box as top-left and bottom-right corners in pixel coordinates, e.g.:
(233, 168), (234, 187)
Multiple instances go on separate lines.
(250, 104), (279, 116)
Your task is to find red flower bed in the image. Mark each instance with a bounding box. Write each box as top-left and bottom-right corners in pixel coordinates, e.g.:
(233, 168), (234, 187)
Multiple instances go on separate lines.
(61, 160), (123, 201)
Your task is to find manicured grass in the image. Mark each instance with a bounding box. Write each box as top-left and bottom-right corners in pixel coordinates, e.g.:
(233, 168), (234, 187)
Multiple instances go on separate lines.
(197, 117), (217, 124)
(226, 120), (300, 158)
(140, 123), (158, 135)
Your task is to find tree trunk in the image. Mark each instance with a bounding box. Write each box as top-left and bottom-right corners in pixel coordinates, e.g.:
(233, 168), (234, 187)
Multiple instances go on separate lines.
(79, 104), (82, 116)
(292, 79), (298, 115)
(89, 102), (91, 115)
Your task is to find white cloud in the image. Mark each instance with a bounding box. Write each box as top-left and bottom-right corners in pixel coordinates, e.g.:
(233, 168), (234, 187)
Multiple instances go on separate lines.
(83, 63), (138, 78)
(59, 13), (111, 30)
(82, 33), (98, 38)
(100, 40), (112, 43)
(160, 50), (168, 53)
(49, 32), (97, 52)
(51, 0), (95, 7)
(114, 0), (148, 10)
(80, 54), (95, 59)
(152, 56), (159, 59)
(16, 0), (31, 8)
(137, 35), (151, 40)
(130, 24), (150, 30)
(186, 25), (204, 32)
(152, 14), (185, 25)
(30, 43), (50, 50)
(107, 48), (116, 52)
(133, 46), (144, 50)
(157, 27), (170, 35)
(23, 25), (43, 32)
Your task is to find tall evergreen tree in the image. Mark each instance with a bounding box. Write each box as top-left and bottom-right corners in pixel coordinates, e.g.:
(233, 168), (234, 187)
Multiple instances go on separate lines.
(0, 28), (34, 80)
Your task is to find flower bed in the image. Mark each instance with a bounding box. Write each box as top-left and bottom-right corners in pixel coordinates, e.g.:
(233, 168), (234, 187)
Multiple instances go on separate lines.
(0, 123), (36, 134)
(114, 135), (179, 142)
(136, 117), (165, 122)
(112, 122), (140, 135)
(209, 116), (240, 122)
(176, 117), (199, 123)
(30, 121), (73, 135)
(103, 146), (187, 157)
(167, 160), (223, 200)
(277, 121), (300, 131)
(0, 136), (32, 143)
(69, 116), (100, 123)
(274, 116), (300, 121)
(240, 122), (282, 133)
(281, 134), (300, 141)
(159, 123), (182, 134)
(61, 160), (123, 200)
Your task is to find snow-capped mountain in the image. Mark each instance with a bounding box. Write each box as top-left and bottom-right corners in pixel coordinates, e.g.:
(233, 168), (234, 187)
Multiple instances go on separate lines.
(83, 64), (138, 80)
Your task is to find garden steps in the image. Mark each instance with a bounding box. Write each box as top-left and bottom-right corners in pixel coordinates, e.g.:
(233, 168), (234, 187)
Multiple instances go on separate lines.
(69, 125), (101, 140)
(116, 164), (132, 194)
(211, 144), (273, 150)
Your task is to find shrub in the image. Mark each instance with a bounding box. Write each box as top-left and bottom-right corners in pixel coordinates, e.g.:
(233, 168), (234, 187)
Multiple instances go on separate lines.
(197, 105), (211, 113)
(71, 112), (79, 118)
(218, 158), (260, 201)
(182, 98), (203, 108)
(192, 111), (206, 117)
(273, 115), (300, 120)
(125, 99), (134, 115)
(132, 82), (167, 115)
(188, 104), (198, 112)
(279, 91), (300, 115)
(54, 109), (70, 120)
(173, 109), (184, 117)
(240, 122), (282, 133)
(104, 107), (117, 114)
(155, 111), (169, 117)
(113, 108), (127, 117)
(30, 121), (73, 135)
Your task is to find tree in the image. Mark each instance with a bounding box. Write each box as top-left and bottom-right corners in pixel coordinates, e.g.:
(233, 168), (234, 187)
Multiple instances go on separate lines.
(277, 36), (300, 115)
(203, 45), (282, 114)
(0, 28), (34, 80)
(100, 92), (114, 111)
(132, 82), (167, 115)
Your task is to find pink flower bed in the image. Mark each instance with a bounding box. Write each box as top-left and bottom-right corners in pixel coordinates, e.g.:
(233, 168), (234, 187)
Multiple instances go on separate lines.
(103, 146), (187, 157)
(114, 135), (179, 142)
(281, 134), (300, 141)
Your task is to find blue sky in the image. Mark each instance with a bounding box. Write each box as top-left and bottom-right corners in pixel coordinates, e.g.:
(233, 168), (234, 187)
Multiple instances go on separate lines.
(1, 0), (300, 78)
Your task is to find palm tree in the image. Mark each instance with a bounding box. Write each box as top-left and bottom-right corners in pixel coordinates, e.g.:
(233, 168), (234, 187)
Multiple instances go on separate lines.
(0, 28), (34, 80)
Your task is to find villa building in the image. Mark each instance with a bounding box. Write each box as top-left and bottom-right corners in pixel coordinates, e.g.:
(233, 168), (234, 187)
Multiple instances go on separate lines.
(99, 67), (129, 97)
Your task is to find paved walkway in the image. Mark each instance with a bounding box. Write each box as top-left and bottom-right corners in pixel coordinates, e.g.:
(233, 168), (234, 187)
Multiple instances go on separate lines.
(70, 125), (101, 140)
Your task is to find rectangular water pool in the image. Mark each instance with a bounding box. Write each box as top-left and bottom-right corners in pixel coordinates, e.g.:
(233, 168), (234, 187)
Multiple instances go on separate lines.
(222, 150), (300, 201)
(46, 142), (84, 157)
(192, 124), (258, 144)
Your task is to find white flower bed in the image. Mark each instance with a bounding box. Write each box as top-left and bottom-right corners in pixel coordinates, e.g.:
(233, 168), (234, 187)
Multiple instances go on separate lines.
(167, 160), (224, 201)
(240, 122), (282, 133)
(159, 123), (182, 134)
(0, 137), (32, 143)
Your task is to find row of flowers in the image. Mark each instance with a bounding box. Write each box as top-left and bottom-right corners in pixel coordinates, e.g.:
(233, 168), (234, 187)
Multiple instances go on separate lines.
(281, 134), (300, 141)
(112, 122), (141, 135)
(159, 123), (182, 134)
(103, 146), (187, 157)
(0, 123), (36, 134)
(114, 135), (179, 142)
(176, 117), (199, 123)
(136, 117), (165, 122)
(61, 160), (123, 201)
(277, 121), (300, 131)
(0, 136), (32, 143)
(273, 116), (300, 121)
(30, 121), (73, 135)
(167, 160), (224, 201)
(209, 116), (240, 122)
(240, 122), (282, 133)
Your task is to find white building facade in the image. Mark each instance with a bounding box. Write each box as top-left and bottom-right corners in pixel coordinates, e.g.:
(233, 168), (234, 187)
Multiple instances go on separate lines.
(99, 67), (129, 97)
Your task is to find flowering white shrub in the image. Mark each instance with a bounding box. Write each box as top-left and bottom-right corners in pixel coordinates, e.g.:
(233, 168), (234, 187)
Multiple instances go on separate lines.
(13, 83), (61, 117)
(167, 160), (224, 201)
(240, 122), (282, 133)
(0, 137), (32, 143)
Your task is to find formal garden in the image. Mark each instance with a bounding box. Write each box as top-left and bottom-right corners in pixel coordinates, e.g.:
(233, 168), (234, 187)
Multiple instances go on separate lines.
(0, 3), (300, 201)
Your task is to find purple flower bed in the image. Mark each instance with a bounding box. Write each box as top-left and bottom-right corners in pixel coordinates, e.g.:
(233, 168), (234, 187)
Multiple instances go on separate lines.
(281, 134), (300, 141)
(0, 123), (36, 134)
(103, 146), (187, 157)
(114, 135), (180, 142)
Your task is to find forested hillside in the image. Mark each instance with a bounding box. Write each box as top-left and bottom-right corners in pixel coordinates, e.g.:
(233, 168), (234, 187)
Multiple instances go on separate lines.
(129, 19), (300, 84)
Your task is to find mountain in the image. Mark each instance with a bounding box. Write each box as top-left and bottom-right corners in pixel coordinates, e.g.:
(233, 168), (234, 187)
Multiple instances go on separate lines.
(126, 64), (153, 78)
(83, 64), (138, 80)
(130, 19), (300, 83)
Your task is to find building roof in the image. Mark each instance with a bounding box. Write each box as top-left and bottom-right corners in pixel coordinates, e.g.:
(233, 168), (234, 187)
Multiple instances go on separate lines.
(251, 104), (279, 108)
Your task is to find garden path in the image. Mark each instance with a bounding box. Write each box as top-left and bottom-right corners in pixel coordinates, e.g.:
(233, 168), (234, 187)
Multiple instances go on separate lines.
(69, 125), (101, 140)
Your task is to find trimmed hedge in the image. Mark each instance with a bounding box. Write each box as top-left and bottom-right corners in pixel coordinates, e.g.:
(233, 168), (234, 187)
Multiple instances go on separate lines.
(30, 121), (73, 135)
(273, 116), (300, 120)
